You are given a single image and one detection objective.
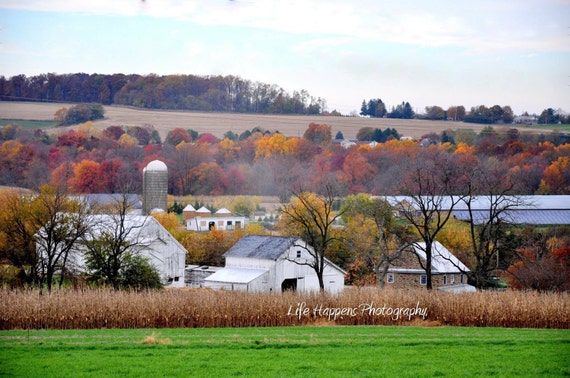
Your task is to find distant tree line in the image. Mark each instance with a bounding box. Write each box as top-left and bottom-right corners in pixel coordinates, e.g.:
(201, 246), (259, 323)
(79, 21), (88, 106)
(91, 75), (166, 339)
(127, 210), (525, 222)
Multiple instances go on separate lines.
(0, 73), (325, 115)
(360, 99), (415, 119)
(362, 98), (568, 125)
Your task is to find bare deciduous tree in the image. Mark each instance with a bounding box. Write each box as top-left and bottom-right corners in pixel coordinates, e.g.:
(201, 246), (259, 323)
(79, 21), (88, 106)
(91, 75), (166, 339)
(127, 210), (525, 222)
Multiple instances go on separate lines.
(460, 158), (525, 288)
(397, 149), (465, 289)
(82, 193), (151, 290)
(278, 184), (345, 291)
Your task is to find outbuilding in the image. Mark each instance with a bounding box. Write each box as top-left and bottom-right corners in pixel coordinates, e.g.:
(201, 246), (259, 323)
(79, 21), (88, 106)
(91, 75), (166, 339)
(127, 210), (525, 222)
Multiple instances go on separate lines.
(204, 235), (345, 293)
(386, 241), (476, 292)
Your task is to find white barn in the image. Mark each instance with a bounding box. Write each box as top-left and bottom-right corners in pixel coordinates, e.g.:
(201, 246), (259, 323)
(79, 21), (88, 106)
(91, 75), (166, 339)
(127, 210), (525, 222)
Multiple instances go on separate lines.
(38, 214), (187, 287)
(204, 235), (346, 293)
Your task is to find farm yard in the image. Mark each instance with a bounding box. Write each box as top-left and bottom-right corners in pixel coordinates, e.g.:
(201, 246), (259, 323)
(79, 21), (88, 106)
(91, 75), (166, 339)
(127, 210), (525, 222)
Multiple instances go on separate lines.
(0, 101), (556, 140)
(1, 100), (569, 376)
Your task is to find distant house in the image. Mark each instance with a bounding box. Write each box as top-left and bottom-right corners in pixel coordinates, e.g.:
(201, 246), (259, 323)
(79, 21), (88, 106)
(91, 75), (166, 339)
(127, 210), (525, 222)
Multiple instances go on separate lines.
(386, 241), (476, 292)
(184, 205), (248, 231)
(38, 214), (187, 287)
(340, 139), (357, 149)
(204, 235), (346, 293)
(513, 115), (538, 125)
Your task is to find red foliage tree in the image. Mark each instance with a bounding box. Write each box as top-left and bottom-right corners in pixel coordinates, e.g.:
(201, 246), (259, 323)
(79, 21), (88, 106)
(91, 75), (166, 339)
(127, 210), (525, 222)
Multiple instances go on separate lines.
(99, 159), (124, 193)
(165, 128), (192, 146)
(507, 244), (570, 291)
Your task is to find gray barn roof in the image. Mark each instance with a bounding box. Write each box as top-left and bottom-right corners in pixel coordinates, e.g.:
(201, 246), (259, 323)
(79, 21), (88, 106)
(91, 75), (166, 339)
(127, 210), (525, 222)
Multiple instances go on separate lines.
(223, 235), (298, 260)
(453, 209), (570, 225)
(383, 195), (570, 225)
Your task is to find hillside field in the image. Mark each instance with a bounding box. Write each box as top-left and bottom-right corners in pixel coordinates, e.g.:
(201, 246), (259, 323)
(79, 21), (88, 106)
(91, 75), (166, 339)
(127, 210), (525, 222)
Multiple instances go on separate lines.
(1, 326), (568, 377)
(0, 101), (555, 140)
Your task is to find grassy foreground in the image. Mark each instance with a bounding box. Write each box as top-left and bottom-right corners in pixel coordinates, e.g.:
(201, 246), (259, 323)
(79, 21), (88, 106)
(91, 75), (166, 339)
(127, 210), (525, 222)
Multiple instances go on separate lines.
(1, 326), (568, 377)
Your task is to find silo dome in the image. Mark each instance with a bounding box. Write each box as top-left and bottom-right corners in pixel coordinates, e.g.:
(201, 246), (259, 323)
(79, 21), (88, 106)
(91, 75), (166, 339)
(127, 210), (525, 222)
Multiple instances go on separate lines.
(145, 160), (168, 172)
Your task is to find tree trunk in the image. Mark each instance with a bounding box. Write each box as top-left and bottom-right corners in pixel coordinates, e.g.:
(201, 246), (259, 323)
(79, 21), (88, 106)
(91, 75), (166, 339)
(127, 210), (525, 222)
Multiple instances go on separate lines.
(426, 245), (433, 290)
(317, 272), (325, 292)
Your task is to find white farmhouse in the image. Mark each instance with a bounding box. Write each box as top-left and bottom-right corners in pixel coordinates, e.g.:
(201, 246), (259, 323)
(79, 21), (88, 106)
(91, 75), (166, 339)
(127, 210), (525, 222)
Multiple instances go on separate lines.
(184, 205), (248, 231)
(204, 234), (346, 293)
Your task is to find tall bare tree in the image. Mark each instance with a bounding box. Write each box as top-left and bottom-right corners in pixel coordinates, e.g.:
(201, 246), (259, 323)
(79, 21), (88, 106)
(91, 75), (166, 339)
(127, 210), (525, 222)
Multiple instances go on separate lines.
(397, 149), (465, 289)
(460, 158), (524, 288)
(278, 184), (345, 291)
(82, 193), (151, 290)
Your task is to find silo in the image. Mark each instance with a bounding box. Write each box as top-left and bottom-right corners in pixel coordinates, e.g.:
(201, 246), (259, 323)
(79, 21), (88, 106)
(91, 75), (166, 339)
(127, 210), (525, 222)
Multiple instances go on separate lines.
(142, 160), (168, 215)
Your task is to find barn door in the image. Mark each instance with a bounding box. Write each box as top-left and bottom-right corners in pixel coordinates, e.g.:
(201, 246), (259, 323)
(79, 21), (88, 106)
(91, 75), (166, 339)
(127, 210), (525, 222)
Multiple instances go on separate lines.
(281, 278), (297, 292)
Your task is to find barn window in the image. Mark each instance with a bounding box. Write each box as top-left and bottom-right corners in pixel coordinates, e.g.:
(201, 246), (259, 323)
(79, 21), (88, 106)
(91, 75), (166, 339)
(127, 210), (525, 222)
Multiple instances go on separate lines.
(460, 274), (465, 284)
(420, 274), (427, 285)
(451, 275), (455, 284)
(296, 250), (301, 258)
(387, 273), (394, 284)
(442, 275), (448, 285)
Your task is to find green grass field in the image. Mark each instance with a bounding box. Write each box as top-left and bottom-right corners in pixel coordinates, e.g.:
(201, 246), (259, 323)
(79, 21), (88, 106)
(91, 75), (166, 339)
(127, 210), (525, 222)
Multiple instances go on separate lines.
(0, 119), (58, 128)
(1, 326), (568, 377)
(527, 123), (570, 132)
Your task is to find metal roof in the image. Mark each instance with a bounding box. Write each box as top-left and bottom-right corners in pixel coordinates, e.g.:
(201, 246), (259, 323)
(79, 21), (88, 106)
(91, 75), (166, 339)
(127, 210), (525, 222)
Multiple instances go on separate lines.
(382, 195), (570, 225)
(383, 195), (570, 211)
(454, 209), (570, 225)
(223, 235), (298, 260)
(79, 194), (142, 210)
(204, 267), (268, 284)
(412, 241), (470, 274)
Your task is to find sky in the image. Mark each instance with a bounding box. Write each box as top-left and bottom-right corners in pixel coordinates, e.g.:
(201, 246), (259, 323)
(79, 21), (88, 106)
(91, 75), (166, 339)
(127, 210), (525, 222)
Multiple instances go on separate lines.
(0, 0), (568, 115)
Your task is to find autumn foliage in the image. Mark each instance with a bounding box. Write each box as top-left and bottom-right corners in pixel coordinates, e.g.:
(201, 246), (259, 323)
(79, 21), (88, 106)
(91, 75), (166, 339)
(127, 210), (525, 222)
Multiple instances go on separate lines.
(0, 120), (568, 197)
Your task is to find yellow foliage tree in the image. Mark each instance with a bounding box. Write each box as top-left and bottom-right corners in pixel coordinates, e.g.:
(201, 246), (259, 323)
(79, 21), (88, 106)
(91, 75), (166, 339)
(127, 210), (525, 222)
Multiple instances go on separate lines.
(254, 133), (297, 161)
(118, 133), (138, 147)
(152, 212), (183, 237)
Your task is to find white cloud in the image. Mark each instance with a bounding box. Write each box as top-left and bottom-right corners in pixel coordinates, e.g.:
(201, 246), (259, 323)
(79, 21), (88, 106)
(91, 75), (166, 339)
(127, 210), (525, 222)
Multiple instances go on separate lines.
(2, 0), (568, 54)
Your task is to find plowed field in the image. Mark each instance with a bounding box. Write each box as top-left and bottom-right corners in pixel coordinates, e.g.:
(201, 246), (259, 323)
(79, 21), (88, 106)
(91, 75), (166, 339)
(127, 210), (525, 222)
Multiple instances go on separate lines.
(0, 101), (551, 139)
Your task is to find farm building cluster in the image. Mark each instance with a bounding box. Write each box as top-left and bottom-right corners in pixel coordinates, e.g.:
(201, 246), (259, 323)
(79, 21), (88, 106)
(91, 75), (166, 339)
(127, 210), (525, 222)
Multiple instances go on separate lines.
(37, 160), (570, 293)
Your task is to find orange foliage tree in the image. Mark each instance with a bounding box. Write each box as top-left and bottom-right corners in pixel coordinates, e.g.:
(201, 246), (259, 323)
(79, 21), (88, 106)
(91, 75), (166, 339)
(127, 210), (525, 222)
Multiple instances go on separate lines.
(70, 160), (102, 193)
(538, 156), (570, 194)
